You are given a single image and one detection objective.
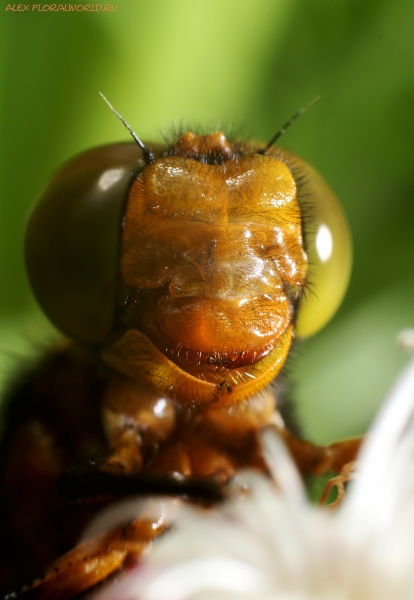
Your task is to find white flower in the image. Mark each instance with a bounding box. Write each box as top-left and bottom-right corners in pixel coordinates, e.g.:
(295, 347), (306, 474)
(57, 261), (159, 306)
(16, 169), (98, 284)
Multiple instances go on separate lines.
(94, 332), (414, 600)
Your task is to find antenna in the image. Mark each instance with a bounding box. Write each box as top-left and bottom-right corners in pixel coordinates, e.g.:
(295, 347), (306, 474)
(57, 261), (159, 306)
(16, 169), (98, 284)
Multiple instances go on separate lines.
(258, 95), (322, 155)
(99, 92), (155, 163)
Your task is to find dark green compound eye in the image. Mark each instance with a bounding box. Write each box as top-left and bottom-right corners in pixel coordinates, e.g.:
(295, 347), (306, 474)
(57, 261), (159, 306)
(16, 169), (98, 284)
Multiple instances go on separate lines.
(25, 142), (163, 342)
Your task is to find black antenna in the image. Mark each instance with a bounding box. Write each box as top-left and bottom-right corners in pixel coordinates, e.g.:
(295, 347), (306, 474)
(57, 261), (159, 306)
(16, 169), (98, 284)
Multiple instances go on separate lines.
(99, 92), (155, 163)
(258, 95), (322, 155)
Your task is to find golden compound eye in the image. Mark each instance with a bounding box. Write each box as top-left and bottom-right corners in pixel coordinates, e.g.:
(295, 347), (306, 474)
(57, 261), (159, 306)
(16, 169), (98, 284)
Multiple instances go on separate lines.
(293, 158), (352, 338)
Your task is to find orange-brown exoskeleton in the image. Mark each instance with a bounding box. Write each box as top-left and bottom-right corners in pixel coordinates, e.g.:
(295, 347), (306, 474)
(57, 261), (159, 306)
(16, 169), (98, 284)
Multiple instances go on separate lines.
(0, 100), (358, 599)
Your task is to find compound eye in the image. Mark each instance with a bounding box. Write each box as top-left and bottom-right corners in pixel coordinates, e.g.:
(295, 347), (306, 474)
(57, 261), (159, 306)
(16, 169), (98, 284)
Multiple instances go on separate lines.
(294, 160), (352, 338)
(25, 143), (153, 342)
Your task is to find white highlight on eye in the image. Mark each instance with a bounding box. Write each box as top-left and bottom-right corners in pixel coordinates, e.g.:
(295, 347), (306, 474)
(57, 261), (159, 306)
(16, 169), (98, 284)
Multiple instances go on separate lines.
(98, 168), (125, 190)
(154, 397), (167, 416)
(315, 223), (333, 263)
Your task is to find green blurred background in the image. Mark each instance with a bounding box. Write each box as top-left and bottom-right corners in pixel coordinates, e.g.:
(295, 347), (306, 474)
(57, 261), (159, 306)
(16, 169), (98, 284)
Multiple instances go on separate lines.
(0, 0), (413, 445)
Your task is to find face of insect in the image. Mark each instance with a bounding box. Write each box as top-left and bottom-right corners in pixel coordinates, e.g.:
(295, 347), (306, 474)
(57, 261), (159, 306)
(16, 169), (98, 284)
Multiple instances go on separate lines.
(25, 131), (351, 409)
(12, 127), (353, 599)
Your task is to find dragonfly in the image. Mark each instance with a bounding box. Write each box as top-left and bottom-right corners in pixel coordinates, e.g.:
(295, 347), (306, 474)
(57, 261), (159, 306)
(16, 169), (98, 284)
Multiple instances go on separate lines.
(0, 97), (359, 599)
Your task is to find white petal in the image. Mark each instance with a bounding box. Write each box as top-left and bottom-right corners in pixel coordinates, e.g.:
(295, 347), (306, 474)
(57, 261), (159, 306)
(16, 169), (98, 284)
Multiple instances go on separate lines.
(343, 357), (414, 540)
(260, 428), (307, 506)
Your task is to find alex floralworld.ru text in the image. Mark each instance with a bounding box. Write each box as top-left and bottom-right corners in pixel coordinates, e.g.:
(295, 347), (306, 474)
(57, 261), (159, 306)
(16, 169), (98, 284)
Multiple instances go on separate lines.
(6, 4), (118, 11)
